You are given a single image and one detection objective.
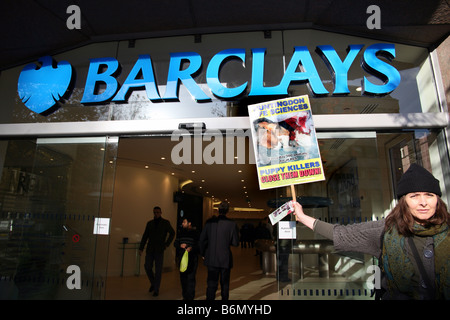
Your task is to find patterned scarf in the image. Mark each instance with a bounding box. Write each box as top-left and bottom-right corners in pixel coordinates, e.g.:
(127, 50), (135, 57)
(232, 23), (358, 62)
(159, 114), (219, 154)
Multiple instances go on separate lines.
(381, 223), (450, 299)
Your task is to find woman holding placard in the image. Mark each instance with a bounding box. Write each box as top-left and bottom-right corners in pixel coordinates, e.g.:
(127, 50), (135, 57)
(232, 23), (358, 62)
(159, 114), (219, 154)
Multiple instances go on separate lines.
(292, 164), (450, 300)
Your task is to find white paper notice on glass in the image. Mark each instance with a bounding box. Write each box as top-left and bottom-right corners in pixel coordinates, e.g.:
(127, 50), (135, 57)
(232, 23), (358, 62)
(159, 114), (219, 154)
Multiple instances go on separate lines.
(93, 218), (110, 235)
(278, 221), (296, 239)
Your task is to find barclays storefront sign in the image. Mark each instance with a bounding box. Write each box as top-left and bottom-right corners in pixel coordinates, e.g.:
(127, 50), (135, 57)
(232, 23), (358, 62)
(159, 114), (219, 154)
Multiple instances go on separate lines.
(18, 56), (74, 114)
(17, 43), (401, 115)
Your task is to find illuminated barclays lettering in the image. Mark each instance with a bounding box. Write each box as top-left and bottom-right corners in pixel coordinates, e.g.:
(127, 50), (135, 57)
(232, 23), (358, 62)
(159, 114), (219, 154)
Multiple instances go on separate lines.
(18, 43), (401, 114)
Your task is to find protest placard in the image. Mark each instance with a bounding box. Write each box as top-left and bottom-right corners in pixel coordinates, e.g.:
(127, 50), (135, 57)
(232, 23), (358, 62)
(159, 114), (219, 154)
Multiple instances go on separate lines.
(248, 95), (325, 190)
(248, 95), (325, 224)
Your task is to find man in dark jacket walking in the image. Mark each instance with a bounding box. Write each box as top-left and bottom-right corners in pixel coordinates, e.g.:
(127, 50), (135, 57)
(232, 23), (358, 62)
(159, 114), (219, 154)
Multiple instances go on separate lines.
(199, 201), (239, 300)
(139, 206), (175, 296)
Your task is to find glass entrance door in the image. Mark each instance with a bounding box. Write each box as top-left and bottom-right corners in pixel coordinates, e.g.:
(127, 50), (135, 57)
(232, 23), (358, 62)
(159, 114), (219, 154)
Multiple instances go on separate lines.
(275, 131), (383, 299)
(0, 136), (117, 299)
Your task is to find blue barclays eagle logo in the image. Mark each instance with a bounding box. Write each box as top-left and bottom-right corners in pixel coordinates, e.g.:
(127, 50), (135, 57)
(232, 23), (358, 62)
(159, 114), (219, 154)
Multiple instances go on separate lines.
(17, 56), (73, 115)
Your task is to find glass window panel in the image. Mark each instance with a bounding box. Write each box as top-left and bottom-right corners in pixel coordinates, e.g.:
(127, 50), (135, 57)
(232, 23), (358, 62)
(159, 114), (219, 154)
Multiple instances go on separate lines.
(0, 137), (117, 299)
(109, 32), (285, 120)
(4, 43), (119, 124)
(282, 30), (440, 115)
(2, 30), (442, 124)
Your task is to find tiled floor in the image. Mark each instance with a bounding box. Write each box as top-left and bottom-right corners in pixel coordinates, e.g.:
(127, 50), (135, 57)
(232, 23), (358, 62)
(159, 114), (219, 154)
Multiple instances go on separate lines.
(105, 246), (373, 300)
(105, 246), (278, 300)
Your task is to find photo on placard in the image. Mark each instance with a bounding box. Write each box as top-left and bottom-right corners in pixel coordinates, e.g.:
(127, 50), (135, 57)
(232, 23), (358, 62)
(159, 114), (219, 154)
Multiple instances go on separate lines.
(248, 95), (325, 190)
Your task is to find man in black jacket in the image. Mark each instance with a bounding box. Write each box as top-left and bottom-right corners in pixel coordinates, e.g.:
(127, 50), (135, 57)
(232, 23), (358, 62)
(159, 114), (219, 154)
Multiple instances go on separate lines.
(199, 201), (239, 300)
(139, 206), (175, 296)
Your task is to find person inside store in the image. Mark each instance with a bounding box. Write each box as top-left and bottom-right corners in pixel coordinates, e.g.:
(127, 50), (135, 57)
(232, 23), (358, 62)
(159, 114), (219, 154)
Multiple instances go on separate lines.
(199, 201), (240, 300)
(139, 206), (175, 297)
(292, 163), (450, 299)
(174, 216), (199, 300)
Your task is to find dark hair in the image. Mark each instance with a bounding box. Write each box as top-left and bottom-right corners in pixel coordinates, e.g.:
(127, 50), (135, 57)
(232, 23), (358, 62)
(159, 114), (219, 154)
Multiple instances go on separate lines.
(385, 196), (450, 236)
(218, 201), (229, 215)
(153, 206), (161, 211)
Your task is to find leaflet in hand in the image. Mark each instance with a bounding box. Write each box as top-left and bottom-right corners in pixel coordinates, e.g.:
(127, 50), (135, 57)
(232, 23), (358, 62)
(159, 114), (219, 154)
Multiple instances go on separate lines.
(269, 201), (294, 225)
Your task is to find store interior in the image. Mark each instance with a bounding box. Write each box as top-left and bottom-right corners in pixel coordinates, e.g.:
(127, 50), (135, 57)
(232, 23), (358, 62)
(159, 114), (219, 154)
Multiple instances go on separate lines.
(104, 131), (392, 299)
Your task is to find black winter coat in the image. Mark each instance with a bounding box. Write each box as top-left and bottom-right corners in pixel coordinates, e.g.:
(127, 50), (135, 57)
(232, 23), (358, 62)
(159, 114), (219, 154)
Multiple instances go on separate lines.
(139, 217), (175, 253)
(199, 215), (239, 268)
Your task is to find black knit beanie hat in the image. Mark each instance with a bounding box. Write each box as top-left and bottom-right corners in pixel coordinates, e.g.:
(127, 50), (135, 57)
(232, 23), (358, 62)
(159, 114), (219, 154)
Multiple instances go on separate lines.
(396, 163), (442, 199)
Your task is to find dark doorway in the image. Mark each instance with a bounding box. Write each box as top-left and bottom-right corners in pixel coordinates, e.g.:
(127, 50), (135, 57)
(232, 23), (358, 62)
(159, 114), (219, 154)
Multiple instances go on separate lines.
(174, 192), (203, 232)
